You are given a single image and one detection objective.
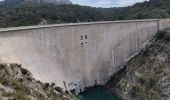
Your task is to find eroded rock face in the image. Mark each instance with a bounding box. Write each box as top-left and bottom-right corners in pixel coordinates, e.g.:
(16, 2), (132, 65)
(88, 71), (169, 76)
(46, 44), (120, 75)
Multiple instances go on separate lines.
(107, 30), (170, 100)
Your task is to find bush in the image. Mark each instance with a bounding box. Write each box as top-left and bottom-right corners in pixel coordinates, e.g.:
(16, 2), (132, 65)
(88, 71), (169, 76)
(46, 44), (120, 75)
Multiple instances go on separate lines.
(21, 68), (31, 76)
(19, 78), (24, 83)
(54, 86), (63, 93)
(2, 92), (14, 97)
(0, 63), (7, 69)
(138, 77), (146, 85)
(14, 82), (31, 95)
(0, 77), (10, 86)
(10, 63), (21, 69)
(27, 77), (33, 81)
(156, 31), (166, 40)
(155, 30), (170, 41)
(2, 91), (31, 100)
(164, 31), (170, 41)
(37, 93), (46, 100)
(51, 82), (55, 88)
(43, 83), (50, 90)
(131, 86), (140, 97)
(14, 90), (31, 100)
(147, 77), (156, 89)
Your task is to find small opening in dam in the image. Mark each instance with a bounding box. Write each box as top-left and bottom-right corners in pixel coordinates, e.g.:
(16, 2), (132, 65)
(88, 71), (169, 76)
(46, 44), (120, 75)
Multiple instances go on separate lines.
(78, 86), (121, 100)
(80, 36), (83, 40)
(81, 43), (84, 46)
(85, 35), (88, 39)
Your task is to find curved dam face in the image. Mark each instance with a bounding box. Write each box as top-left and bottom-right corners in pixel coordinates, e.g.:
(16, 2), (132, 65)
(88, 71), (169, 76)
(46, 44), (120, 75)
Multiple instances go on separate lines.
(0, 19), (169, 91)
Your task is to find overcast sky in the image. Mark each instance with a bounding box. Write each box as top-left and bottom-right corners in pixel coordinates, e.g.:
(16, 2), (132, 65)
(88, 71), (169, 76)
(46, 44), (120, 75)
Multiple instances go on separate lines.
(0, 0), (148, 8)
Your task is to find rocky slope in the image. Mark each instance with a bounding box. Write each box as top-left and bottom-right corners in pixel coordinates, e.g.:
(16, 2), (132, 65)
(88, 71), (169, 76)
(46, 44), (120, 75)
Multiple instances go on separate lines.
(107, 29), (170, 100)
(0, 63), (77, 100)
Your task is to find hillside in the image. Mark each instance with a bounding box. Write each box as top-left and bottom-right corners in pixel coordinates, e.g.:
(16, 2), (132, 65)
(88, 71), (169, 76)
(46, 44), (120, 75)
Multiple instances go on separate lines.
(0, 4), (108, 28)
(0, 0), (72, 5)
(117, 0), (170, 20)
(107, 30), (170, 100)
(1, 0), (170, 28)
(0, 63), (78, 100)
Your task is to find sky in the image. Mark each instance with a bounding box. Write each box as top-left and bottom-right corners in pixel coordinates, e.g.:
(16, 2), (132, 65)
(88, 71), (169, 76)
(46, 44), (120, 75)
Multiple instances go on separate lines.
(70, 0), (148, 8)
(0, 0), (149, 8)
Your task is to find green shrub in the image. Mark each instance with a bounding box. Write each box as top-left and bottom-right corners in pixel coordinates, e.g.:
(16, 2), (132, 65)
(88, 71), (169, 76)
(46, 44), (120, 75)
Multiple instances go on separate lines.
(0, 77), (10, 86)
(155, 30), (170, 41)
(37, 93), (46, 100)
(48, 89), (58, 98)
(18, 78), (24, 83)
(43, 83), (50, 90)
(131, 86), (140, 97)
(16, 85), (31, 95)
(14, 90), (31, 100)
(2, 90), (31, 100)
(27, 77), (33, 81)
(10, 63), (21, 69)
(156, 31), (166, 40)
(138, 77), (146, 85)
(51, 82), (55, 88)
(142, 48), (150, 57)
(12, 80), (31, 95)
(147, 77), (157, 89)
(54, 86), (63, 93)
(0, 63), (7, 69)
(164, 31), (170, 41)
(107, 67), (127, 86)
(21, 68), (31, 76)
(2, 92), (14, 97)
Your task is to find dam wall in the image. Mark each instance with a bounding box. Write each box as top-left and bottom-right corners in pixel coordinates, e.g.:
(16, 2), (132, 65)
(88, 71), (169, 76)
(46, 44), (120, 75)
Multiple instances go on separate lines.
(159, 18), (170, 31)
(0, 19), (169, 91)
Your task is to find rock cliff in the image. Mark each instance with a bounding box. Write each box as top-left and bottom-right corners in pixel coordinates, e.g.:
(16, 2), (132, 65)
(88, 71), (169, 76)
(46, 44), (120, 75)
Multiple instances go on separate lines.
(107, 29), (170, 100)
(0, 63), (77, 100)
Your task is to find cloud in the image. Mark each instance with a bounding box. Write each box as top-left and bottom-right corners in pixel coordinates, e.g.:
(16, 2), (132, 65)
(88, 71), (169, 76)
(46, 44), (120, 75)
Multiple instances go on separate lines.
(70, 0), (148, 8)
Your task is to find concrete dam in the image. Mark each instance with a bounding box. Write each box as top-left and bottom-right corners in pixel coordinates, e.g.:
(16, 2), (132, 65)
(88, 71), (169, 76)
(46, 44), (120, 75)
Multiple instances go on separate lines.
(0, 19), (170, 91)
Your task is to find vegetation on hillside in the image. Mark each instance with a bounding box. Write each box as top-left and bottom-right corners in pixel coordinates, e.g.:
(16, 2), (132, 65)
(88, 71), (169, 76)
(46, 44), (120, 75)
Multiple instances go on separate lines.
(107, 30), (170, 100)
(118, 0), (170, 20)
(0, 4), (119, 27)
(0, 63), (77, 100)
(1, 0), (170, 28)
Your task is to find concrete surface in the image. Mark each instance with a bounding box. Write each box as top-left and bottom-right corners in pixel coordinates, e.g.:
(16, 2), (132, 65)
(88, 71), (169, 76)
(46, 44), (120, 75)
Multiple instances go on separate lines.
(0, 19), (169, 91)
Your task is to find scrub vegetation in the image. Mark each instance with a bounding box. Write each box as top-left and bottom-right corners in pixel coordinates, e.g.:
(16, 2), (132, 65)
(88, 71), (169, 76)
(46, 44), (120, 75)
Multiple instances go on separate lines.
(0, 63), (77, 100)
(1, 0), (170, 27)
(107, 29), (170, 100)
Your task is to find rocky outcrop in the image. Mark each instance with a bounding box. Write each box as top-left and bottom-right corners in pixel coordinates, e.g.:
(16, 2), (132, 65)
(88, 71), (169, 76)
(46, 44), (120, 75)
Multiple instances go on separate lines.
(0, 63), (77, 100)
(107, 29), (170, 100)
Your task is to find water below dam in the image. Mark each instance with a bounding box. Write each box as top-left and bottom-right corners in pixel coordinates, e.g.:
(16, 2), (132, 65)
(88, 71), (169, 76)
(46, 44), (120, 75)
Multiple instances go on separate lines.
(78, 86), (121, 100)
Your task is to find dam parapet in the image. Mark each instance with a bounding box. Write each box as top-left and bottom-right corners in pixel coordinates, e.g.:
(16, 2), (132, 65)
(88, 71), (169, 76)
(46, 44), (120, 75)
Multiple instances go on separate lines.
(0, 18), (170, 92)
